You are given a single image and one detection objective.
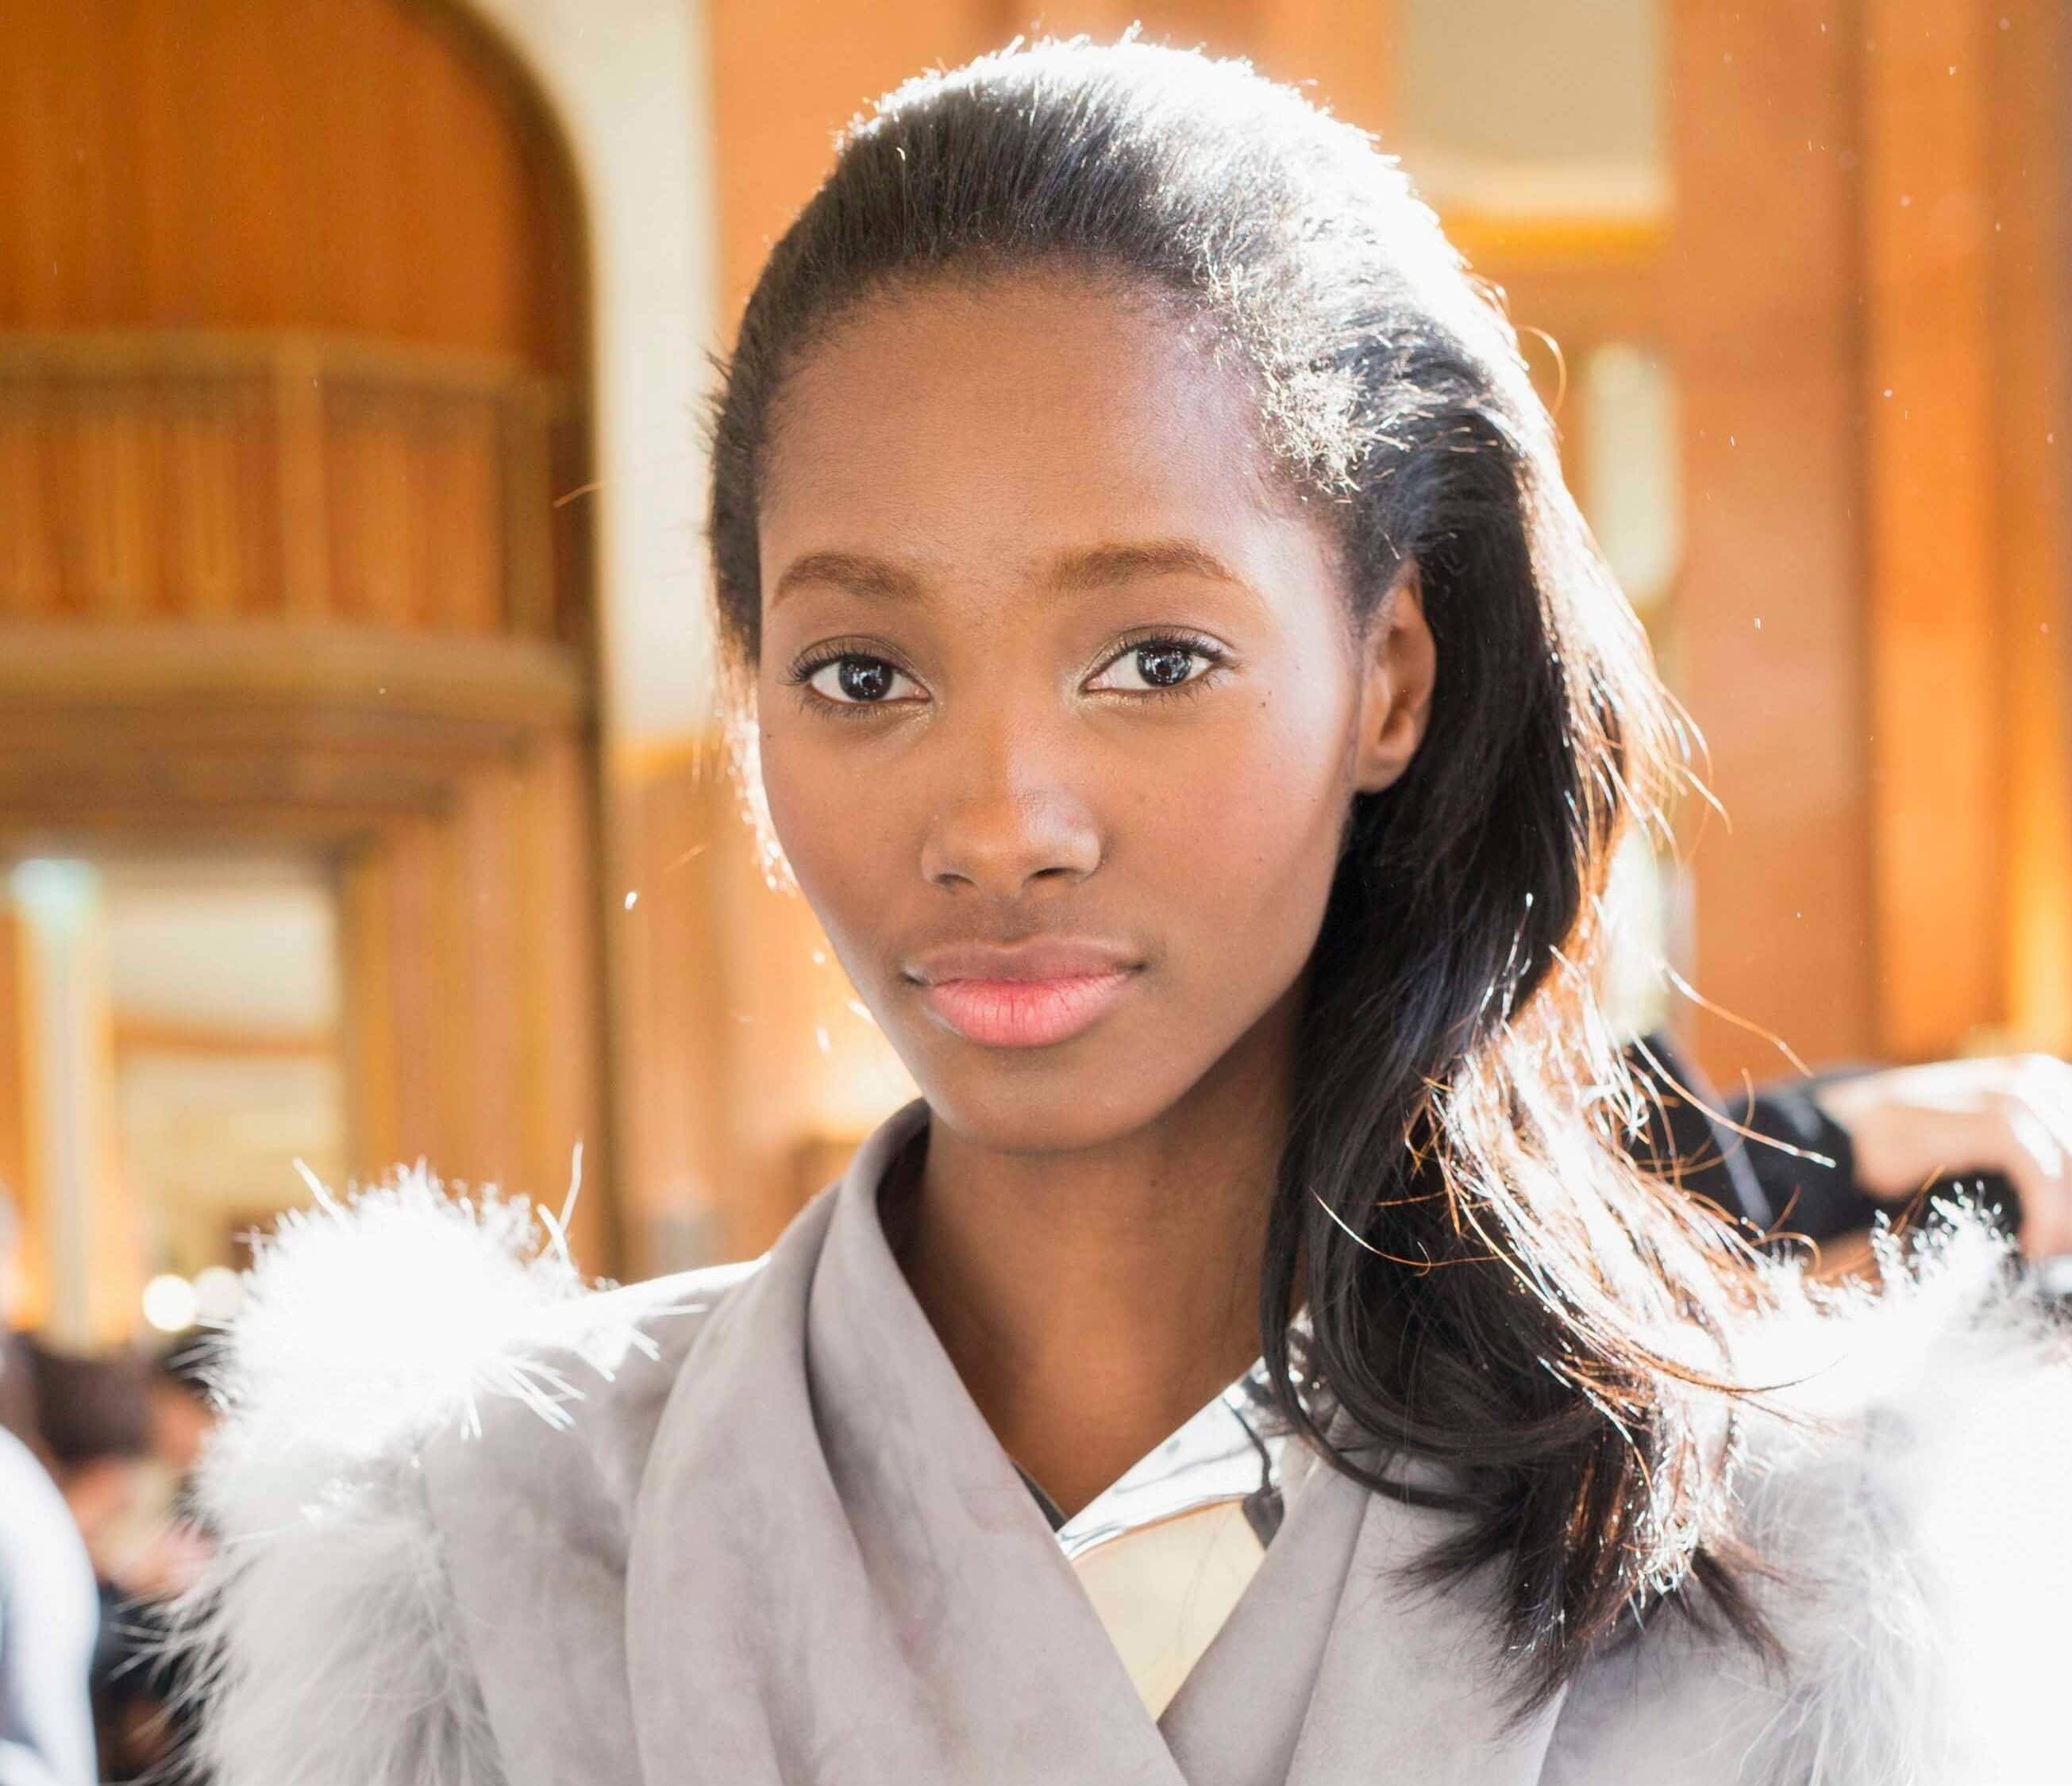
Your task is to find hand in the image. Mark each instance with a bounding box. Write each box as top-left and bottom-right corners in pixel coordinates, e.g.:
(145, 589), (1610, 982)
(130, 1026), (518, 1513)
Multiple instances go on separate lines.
(1812, 1054), (2072, 1259)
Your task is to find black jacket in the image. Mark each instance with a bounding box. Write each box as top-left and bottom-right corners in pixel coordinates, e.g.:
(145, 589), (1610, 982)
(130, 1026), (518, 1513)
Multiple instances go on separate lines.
(1623, 1030), (2017, 1245)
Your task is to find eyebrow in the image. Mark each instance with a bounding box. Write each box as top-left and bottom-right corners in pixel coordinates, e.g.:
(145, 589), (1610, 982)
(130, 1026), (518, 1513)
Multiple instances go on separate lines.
(768, 538), (1250, 608)
(1047, 539), (1249, 593)
(769, 551), (924, 609)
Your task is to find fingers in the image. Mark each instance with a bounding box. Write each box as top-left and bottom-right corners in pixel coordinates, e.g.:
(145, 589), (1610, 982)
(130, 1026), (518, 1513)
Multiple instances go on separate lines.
(1812, 1054), (2072, 1257)
(1981, 1107), (2072, 1258)
(1996, 1057), (2072, 1259)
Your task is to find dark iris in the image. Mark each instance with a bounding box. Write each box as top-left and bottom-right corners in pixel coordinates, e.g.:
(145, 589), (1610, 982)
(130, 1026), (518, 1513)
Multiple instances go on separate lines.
(1138, 646), (1194, 687)
(837, 658), (894, 702)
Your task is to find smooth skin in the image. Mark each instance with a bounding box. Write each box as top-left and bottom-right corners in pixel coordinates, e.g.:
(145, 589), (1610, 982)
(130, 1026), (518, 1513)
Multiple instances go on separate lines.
(755, 269), (1436, 1515)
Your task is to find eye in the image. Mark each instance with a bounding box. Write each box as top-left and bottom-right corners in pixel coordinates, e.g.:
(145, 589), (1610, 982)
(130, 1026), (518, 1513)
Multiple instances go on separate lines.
(1086, 635), (1227, 695)
(799, 653), (922, 707)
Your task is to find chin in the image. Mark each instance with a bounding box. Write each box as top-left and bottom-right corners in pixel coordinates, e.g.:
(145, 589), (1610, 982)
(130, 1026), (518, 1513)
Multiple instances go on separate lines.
(902, 1041), (1186, 1157)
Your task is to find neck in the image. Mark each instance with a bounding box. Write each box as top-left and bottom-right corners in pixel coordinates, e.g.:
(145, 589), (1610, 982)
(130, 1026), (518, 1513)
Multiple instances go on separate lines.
(895, 991), (1297, 1518)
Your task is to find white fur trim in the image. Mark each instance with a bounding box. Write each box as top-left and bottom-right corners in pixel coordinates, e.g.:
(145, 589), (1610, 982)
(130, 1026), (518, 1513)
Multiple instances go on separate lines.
(172, 1161), (683, 1786)
(1718, 1204), (2072, 1784)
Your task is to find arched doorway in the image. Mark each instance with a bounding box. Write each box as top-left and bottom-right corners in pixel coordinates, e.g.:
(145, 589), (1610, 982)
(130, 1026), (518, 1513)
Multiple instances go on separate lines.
(0, 0), (614, 1340)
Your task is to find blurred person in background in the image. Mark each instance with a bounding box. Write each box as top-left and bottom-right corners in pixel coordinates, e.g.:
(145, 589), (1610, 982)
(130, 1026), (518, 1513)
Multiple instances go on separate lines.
(175, 37), (2072, 1786)
(0, 1191), (96, 1786)
(121, 1340), (221, 1784)
(28, 1344), (209, 1782)
(0, 1423), (97, 1786)
(1630, 1033), (2072, 1265)
(0, 1196), (40, 1461)
(146, 1338), (220, 1519)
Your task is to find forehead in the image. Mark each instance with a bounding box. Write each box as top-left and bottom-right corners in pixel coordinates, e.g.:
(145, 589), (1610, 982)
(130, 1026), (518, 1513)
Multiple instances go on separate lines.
(757, 269), (1303, 577)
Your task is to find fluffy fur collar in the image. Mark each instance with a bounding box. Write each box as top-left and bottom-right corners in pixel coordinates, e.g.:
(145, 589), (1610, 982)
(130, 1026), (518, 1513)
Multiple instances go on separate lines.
(1644, 1213), (2072, 1783)
(172, 1165), (2072, 1785)
(172, 1164), (702, 1786)
(1723, 1214), (2072, 1783)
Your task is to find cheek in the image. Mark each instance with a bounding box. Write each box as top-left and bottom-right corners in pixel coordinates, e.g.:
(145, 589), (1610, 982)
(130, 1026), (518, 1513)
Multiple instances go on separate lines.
(756, 726), (899, 959)
(1147, 694), (1353, 957)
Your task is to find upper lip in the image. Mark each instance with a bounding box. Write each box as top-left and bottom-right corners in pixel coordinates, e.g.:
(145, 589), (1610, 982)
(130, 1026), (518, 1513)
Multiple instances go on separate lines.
(907, 937), (1142, 985)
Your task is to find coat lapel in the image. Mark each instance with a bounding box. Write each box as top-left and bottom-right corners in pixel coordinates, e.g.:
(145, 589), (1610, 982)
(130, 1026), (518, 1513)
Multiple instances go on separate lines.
(626, 1095), (1559, 1784)
(1161, 1438), (1563, 1786)
(1276, 1480), (1569, 1784)
(626, 1099), (1185, 1786)
(1155, 1438), (1366, 1784)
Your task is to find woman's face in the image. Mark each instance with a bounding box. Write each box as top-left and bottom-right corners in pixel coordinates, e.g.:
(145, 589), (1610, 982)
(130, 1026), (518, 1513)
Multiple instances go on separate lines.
(755, 269), (1431, 1152)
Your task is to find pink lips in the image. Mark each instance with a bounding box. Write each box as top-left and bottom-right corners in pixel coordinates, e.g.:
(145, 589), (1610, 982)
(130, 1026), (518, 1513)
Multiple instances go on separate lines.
(922, 972), (1136, 1048)
(909, 940), (1142, 1049)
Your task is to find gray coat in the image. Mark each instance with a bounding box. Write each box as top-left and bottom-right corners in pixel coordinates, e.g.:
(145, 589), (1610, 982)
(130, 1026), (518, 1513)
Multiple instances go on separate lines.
(182, 1099), (2072, 1784)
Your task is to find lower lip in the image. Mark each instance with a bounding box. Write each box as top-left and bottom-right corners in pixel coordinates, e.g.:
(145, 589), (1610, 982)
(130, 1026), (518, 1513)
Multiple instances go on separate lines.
(920, 971), (1137, 1049)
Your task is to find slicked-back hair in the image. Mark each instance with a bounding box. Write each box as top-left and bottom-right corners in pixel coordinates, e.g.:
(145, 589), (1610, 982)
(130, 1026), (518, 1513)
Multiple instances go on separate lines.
(706, 36), (1774, 1712)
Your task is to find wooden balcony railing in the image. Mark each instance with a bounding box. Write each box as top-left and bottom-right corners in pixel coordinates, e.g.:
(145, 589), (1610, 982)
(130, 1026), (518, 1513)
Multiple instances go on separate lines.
(0, 331), (587, 642)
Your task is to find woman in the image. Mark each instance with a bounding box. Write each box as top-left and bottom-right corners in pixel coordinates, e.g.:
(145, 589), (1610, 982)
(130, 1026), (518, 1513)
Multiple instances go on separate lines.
(183, 37), (2072, 1785)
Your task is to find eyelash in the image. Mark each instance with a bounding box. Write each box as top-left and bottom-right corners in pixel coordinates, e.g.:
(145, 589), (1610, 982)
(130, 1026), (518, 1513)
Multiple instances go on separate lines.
(780, 630), (1234, 717)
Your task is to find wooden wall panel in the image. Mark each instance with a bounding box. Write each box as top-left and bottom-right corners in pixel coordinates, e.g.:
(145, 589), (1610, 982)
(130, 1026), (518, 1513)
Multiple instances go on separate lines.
(707, 0), (996, 321)
(1673, 0), (2072, 1072)
(337, 843), (400, 1176)
(1862, 0), (2000, 1058)
(1991, 0), (2072, 1049)
(374, 811), (456, 1166)
(514, 731), (612, 1268)
(1250, 0), (1394, 133)
(1853, 0), (2072, 1060)
(984, 0), (1394, 129)
(326, 400), (420, 626)
(450, 763), (526, 1191)
(1668, 0), (1875, 1084)
(0, 0), (585, 378)
(0, 339), (566, 636)
(607, 750), (736, 1275)
(336, 733), (612, 1268)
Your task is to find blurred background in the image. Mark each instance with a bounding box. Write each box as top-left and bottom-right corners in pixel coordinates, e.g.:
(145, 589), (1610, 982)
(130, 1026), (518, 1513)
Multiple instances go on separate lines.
(0, 0), (2065, 1326)
(2, 2), (2066, 1769)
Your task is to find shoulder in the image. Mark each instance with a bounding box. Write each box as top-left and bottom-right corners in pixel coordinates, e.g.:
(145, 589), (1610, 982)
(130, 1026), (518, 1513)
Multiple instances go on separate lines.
(0, 1426), (99, 1783)
(194, 1164), (756, 1528)
(0, 1422), (96, 1619)
(178, 1162), (761, 1786)
(1550, 1203), (2072, 1785)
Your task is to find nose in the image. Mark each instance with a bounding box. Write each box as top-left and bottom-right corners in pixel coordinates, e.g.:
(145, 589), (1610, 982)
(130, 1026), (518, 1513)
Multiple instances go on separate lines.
(919, 718), (1103, 899)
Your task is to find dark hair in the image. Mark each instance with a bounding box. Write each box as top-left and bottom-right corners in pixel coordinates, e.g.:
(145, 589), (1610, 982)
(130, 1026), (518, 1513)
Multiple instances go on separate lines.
(156, 1332), (220, 1400)
(707, 36), (1772, 1708)
(25, 1340), (152, 1470)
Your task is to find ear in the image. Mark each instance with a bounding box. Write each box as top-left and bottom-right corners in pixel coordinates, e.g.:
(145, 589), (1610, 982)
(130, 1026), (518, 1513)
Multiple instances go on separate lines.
(1352, 559), (1436, 794)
